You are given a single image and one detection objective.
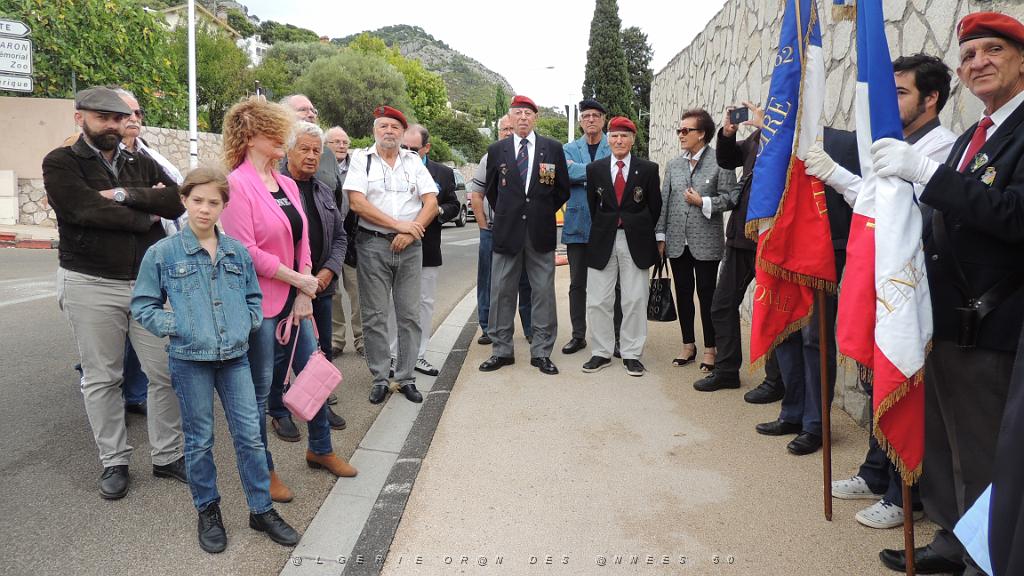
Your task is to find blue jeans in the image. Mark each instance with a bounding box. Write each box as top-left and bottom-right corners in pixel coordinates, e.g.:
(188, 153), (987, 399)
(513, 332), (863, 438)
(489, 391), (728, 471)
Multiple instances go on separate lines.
(168, 355), (272, 514)
(248, 309), (333, 470)
(477, 228), (532, 336)
(122, 340), (149, 405)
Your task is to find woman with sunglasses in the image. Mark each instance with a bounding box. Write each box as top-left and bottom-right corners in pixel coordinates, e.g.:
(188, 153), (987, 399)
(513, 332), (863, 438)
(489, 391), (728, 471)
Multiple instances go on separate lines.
(655, 109), (739, 372)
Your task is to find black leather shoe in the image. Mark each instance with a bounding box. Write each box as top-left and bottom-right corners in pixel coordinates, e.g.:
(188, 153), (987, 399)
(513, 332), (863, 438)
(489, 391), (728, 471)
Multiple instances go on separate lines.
(271, 415), (301, 442)
(477, 333), (492, 345)
(153, 456), (188, 483)
(326, 392), (338, 405)
(124, 402), (147, 415)
(197, 503), (227, 553)
(369, 384), (388, 405)
(581, 355), (611, 373)
(787, 432), (823, 455)
(479, 355), (515, 372)
(249, 509), (300, 546)
(531, 357), (559, 375)
(693, 371), (741, 391)
(561, 337), (587, 354)
(623, 359), (646, 377)
(398, 383), (423, 403)
(326, 407), (347, 430)
(755, 419), (802, 436)
(100, 465), (129, 499)
(879, 546), (965, 574)
(744, 379), (785, 404)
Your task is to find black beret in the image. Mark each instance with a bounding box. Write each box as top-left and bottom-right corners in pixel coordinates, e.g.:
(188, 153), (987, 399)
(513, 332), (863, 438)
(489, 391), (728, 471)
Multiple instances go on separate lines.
(579, 99), (607, 114)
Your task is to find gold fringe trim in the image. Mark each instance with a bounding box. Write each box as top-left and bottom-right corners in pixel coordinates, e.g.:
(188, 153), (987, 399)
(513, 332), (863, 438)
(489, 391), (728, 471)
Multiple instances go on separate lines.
(747, 305), (814, 373)
(872, 367), (926, 485)
(745, 217), (773, 242)
(756, 254), (838, 293)
(832, 4), (856, 21)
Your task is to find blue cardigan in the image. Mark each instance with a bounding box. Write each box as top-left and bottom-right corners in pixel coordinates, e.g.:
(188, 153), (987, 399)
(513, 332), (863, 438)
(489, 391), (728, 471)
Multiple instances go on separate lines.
(561, 134), (610, 244)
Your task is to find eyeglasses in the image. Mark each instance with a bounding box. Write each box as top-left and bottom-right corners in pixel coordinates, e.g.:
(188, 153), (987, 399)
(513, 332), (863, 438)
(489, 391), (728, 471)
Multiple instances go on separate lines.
(295, 106), (318, 117)
(400, 144), (421, 152)
(132, 108), (145, 119)
(676, 127), (701, 135)
(580, 113), (604, 121)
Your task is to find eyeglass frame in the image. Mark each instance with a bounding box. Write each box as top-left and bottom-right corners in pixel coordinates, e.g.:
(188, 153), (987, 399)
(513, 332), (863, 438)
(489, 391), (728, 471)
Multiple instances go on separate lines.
(676, 127), (702, 136)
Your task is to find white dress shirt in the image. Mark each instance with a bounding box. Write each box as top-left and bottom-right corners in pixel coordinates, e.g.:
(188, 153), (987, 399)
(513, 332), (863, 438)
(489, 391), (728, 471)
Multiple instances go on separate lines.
(512, 131), (537, 193)
(955, 88), (1024, 169)
(344, 146), (439, 234)
(610, 153), (631, 183)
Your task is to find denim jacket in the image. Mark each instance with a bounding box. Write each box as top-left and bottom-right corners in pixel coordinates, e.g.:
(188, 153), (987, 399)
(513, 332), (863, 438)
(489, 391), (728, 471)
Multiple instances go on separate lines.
(561, 134), (610, 244)
(131, 225), (263, 361)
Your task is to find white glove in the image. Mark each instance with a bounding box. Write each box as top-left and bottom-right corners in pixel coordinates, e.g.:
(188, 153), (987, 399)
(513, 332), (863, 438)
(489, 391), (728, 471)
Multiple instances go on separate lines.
(870, 137), (940, 184)
(803, 143), (837, 182)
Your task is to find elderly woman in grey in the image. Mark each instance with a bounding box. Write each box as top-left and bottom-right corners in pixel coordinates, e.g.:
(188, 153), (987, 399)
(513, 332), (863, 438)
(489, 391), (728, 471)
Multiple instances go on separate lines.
(656, 109), (739, 371)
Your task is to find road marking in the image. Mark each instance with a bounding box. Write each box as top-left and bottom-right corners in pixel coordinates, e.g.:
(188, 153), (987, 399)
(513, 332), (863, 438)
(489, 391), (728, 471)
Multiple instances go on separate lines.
(0, 275), (51, 285)
(0, 277), (57, 308)
(444, 238), (480, 247)
(0, 291), (57, 308)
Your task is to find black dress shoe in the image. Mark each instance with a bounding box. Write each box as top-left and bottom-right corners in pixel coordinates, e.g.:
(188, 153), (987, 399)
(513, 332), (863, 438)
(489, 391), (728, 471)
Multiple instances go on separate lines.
(693, 371), (741, 391)
(787, 432), (823, 455)
(879, 546), (965, 574)
(477, 333), (492, 345)
(100, 465), (129, 499)
(271, 415), (301, 442)
(581, 355), (611, 373)
(623, 359), (646, 377)
(326, 407), (347, 430)
(326, 392), (339, 405)
(561, 337), (587, 354)
(197, 502), (227, 553)
(153, 456), (188, 483)
(249, 509), (300, 546)
(398, 383), (423, 403)
(743, 379), (785, 404)
(124, 402), (147, 415)
(755, 419), (802, 436)
(369, 384), (389, 405)
(479, 355), (515, 372)
(531, 357), (558, 375)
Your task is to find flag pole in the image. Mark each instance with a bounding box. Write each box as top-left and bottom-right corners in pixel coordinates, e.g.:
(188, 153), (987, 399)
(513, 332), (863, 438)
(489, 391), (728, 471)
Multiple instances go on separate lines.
(818, 289), (833, 521)
(187, 0), (199, 170)
(903, 481), (915, 575)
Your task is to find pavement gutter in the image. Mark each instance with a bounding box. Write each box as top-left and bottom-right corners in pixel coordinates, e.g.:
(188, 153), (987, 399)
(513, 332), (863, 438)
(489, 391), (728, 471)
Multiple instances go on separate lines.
(280, 288), (478, 576)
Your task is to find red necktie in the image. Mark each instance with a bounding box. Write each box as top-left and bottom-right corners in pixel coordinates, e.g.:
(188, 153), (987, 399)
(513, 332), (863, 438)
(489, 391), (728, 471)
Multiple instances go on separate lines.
(957, 116), (994, 173)
(614, 160), (626, 205)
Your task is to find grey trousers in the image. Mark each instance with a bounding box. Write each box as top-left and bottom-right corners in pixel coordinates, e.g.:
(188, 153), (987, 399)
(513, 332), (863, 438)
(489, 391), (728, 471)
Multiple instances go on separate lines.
(489, 236), (557, 358)
(331, 263), (363, 352)
(356, 233), (422, 388)
(57, 268), (183, 467)
(586, 231), (648, 360)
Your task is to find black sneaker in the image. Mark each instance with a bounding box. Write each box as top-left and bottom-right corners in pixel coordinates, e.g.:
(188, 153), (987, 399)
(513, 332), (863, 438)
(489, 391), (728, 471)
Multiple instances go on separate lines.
(249, 509), (300, 546)
(693, 371), (741, 392)
(623, 359), (646, 377)
(581, 356), (611, 373)
(197, 503), (227, 553)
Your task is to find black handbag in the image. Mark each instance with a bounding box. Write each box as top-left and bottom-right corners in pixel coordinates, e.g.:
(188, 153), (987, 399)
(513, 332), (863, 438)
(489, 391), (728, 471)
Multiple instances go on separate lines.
(647, 258), (677, 322)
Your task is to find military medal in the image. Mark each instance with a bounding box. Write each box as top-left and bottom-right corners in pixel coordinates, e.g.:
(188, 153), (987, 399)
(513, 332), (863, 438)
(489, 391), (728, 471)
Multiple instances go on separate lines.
(633, 187), (644, 203)
(981, 166), (997, 186)
(970, 153), (989, 173)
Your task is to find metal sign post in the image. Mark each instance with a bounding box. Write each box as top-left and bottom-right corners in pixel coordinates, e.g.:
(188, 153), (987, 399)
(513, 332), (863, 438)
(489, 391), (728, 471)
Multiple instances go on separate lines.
(0, 19), (32, 93)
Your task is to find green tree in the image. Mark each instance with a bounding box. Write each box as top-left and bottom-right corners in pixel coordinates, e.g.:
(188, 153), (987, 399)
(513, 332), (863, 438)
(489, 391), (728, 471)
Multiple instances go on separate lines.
(250, 57), (292, 102)
(225, 9), (256, 38)
(293, 51), (414, 139)
(169, 25), (250, 132)
(581, 0), (635, 120)
(622, 26), (653, 157)
(262, 41), (341, 83)
(428, 115), (488, 161)
(2, 0), (186, 127)
(492, 85), (508, 139)
(348, 33), (450, 124)
(535, 108), (569, 143)
(259, 20), (319, 44)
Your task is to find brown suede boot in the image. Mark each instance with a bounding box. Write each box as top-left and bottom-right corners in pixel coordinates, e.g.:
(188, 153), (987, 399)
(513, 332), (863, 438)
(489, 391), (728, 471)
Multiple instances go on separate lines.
(305, 450), (358, 477)
(269, 471), (293, 503)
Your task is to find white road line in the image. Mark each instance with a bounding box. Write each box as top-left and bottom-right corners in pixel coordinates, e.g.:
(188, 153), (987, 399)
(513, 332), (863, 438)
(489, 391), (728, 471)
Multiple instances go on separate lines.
(0, 276), (52, 285)
(0, 291), (57, 308)
(444, 238), (480, 247)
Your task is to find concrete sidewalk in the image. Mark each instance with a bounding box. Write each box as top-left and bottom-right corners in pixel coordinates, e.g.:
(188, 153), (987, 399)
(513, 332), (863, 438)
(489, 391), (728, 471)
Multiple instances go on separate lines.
(0, 223), (58, 249)
(364, 265), (937, 575)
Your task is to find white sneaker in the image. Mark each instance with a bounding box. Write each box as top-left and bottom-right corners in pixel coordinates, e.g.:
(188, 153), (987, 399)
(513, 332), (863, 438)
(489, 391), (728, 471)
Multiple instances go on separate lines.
(855, 500), (923, 529)
(415, 358), (439, 376)
(831, 475), (885, 500)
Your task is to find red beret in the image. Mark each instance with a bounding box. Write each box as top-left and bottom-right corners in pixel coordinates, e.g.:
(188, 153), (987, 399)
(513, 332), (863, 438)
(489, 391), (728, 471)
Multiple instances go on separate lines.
(957, 12), (1024, 46)
(509, 95), (538, 113)
(608, 116), (637, 134)
(373, 105), (408, 129)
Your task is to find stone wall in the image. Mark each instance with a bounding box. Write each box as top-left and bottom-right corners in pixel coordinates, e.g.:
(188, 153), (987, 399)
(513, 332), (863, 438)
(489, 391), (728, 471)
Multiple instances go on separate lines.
(18, 179), (51, 227)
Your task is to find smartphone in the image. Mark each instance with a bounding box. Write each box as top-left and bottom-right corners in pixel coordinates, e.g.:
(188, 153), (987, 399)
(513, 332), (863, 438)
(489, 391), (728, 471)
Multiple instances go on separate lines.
(729, 106), (749, 125)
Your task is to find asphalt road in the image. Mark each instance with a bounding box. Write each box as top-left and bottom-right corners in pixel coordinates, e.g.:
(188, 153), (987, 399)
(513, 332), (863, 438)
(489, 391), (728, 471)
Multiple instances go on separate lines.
(0, 222), (481, 576)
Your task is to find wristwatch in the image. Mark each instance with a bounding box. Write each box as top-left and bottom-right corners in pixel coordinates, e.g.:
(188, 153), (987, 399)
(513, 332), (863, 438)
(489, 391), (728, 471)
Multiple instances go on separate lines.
(112, 188), (127, 203)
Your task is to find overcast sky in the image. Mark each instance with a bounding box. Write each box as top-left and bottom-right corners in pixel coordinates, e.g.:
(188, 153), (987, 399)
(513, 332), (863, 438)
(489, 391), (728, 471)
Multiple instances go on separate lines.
(241, 0), (728, 110)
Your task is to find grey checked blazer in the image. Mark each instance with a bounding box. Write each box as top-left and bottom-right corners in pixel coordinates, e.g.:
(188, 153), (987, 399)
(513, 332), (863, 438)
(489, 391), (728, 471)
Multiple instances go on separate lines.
(655, 149), (739, 261)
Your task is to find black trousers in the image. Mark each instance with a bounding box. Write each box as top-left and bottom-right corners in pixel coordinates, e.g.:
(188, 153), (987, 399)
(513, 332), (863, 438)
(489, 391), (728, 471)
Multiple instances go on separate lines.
(567, 242), (621, 341)
(669, 247), (718, 347)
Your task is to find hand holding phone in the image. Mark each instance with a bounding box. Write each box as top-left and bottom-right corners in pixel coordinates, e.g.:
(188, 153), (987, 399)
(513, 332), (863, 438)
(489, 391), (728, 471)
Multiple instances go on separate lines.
(729, 106), (750, 126)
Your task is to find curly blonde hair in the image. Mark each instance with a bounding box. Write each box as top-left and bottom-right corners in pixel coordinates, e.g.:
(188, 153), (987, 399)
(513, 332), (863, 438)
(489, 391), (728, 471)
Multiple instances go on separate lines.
(221, 96), (293, 170)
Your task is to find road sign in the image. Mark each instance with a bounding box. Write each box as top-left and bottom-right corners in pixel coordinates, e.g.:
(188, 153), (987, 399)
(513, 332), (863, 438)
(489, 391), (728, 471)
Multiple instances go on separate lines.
(0, 73), (32, 93)
(0, 37), (32, 75)
(0, 19), (30, 38)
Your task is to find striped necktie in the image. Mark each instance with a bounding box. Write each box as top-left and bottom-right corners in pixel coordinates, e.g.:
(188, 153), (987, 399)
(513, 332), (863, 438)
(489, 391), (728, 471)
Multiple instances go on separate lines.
(517, 139), (529, 184)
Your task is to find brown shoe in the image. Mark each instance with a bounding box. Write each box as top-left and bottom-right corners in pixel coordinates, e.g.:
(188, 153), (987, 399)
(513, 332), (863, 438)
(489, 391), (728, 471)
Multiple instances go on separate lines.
(269, 470), (293, 503)
(305, 450), (358, 477)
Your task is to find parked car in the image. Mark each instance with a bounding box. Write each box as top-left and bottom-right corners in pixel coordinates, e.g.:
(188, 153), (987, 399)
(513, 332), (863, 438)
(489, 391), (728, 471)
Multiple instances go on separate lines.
(448, 170), (468, 227)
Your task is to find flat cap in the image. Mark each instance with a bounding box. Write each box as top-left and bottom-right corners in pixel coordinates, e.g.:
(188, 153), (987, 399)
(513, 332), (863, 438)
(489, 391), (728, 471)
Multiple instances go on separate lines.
(509, 95), (538, 113)
(958, 12), (1024, 46)
(608, 116), (637, 134)
(579, 99), (607, 114)
(373, 105), (408, 129)
(75, 87), (132, 115)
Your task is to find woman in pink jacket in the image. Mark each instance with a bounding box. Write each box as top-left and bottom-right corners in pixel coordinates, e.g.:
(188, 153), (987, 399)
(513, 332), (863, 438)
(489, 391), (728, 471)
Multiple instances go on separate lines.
(220, 97), (356, 504)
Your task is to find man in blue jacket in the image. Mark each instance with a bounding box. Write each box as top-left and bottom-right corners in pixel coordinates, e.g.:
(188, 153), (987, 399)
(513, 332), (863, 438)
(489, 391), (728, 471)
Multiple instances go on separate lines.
(561, 99), (612, 355)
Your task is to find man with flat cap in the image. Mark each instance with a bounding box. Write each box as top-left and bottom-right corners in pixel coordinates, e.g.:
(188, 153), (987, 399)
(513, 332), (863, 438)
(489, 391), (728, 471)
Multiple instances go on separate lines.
(872, 12), (1024, 574)
(345, 105), (438, 405)
(561, 99), (614, 356)
(43, 86), (186, 500)
(582, 117), (661, 376)
(479, 95), (571, 375)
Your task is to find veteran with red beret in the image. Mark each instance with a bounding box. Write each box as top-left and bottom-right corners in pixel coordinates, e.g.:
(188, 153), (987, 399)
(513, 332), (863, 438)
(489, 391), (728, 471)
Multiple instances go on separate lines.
(580, 117), (662, 376)
(871, 11), (1024, 575)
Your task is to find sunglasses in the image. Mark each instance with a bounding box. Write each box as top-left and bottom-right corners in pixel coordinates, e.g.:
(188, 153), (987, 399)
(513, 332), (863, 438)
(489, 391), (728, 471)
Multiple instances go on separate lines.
(400, 144), (421, 152)
(676, 127), (701, 135)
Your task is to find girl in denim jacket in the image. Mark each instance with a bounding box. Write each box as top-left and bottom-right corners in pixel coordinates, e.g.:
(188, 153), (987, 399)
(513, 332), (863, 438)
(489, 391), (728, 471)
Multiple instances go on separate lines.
(131, 166), (300, 553)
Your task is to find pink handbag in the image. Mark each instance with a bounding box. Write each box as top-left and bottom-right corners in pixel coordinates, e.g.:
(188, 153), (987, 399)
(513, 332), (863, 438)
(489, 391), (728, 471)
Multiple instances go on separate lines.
(276, 316), (342, 422)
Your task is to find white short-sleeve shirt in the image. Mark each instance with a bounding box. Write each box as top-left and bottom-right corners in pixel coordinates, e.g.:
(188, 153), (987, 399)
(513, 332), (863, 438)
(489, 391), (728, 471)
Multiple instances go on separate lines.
(345, 146), (439, 234)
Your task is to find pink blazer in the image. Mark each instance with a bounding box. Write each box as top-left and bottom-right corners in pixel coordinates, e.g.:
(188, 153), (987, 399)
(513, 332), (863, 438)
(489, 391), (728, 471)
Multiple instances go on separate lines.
(221, 158), (312, 318)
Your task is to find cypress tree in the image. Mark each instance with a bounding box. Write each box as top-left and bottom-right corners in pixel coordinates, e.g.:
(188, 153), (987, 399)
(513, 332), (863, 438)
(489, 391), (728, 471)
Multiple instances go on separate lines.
(581, 0), (636, 123)
(622, 26), (654, 157)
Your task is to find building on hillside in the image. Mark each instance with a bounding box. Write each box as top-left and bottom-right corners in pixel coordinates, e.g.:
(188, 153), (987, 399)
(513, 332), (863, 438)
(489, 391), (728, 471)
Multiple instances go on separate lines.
(159, 4), (268, 67)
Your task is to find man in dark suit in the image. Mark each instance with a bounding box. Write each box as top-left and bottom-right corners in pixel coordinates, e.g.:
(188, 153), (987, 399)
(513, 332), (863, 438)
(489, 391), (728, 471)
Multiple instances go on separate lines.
(581, 117), (661, 376)
(479, 95), (571, 375)
(873, 12), (1024, 574)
